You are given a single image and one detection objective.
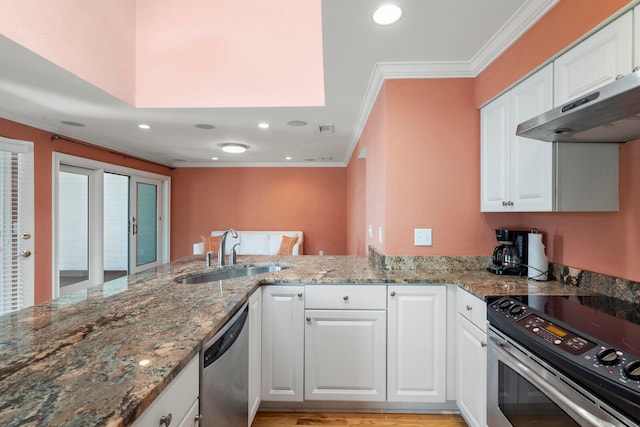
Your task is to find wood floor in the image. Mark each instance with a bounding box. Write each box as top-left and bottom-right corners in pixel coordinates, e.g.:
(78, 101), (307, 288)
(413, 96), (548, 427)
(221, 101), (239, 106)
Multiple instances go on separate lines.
(252, 412), (468, 426)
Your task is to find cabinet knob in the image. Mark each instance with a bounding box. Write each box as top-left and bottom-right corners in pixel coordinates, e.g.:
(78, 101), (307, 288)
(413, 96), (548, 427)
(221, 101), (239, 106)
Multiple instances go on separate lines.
(194, 414), (202, 422)
(20, 250), (31, 258)
(390, 291), (396, 297)
(160, 413), (172, 426)
(297, 292), (303, 298)
(343, 295), (349, 301)
(616, 74), (624, 80)
(481, 342), (487, 348)
(466, 305), (472, 311)
(634, 66), (640, 73)
(306, 317), (311, 322)
(502, 201), (507, 206)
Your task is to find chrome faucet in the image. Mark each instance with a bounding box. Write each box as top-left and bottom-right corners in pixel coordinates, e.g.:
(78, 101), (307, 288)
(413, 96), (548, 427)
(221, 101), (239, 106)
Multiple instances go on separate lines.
(218, 228), (239, 266)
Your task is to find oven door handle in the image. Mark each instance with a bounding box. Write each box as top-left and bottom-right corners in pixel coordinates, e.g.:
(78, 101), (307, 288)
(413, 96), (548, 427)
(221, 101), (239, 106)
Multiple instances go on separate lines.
(491, 337), (616, 427)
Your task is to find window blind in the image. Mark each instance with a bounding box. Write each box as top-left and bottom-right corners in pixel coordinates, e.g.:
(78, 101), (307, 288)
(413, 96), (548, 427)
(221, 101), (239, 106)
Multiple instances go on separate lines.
(0, 139), (34, 315)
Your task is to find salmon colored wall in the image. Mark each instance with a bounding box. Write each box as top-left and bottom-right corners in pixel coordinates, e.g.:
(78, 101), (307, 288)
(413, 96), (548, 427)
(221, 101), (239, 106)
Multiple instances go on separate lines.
(170, 167), (347, 259)
(346, 156), (366, 256)
(476, 0), (640, 282)
(356, 88), (388, 255)
(0, 118), (173, 303)
(383, 79), (496, 255)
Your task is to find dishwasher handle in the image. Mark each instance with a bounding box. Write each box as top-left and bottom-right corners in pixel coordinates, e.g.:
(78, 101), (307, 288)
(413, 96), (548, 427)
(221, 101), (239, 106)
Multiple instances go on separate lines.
(203, 305), (249, 369)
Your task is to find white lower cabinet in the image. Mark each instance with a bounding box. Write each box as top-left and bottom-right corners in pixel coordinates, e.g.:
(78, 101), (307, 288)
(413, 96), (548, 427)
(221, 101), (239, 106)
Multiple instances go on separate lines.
(456, 288), (487, 427)
(132, 355), (199, 427)
(261, 285), (305, 402)
(387, 285), (447, 403)
(304, 284), (387, 401)
(248, 288), (262, 426)
(304, 309), (386, 401)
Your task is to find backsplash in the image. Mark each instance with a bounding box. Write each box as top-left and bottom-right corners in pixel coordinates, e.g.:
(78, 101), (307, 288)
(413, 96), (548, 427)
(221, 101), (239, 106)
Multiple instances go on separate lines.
(368, 246), (640, 304)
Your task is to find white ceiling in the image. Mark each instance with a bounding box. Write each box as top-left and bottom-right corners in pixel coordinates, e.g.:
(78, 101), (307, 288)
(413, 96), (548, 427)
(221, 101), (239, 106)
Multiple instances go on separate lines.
(0, 0), (557, 168)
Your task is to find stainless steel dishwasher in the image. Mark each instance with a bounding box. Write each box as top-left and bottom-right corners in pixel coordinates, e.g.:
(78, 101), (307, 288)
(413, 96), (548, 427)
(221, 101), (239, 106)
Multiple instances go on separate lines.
(201, 302), (249, 427)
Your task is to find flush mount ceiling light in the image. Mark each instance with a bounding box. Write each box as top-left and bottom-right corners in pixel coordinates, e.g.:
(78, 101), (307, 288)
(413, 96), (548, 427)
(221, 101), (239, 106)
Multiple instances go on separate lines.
(138, 123), (151, 130)
(258, 122), (270, 129)
(220, 143), (249, 153)
(373, 4), (402, 25)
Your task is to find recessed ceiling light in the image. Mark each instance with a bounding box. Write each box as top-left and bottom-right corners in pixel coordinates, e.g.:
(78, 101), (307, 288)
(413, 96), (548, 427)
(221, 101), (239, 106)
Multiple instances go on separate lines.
(285, 156), (292, 160)
(287, 120), (307, 127)
(138, 124), (151, 130)
(373, 4), (402, 25)
(60, 120), (86, 127)
(195, 123), (216, 129)
(220, 143), (249, 153)
(211, 156), (219, 160)
(258, 122), (270, 129)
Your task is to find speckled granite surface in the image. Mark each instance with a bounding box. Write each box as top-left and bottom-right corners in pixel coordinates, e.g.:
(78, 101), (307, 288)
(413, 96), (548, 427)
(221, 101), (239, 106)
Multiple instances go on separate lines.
(0, 254), (622, 426)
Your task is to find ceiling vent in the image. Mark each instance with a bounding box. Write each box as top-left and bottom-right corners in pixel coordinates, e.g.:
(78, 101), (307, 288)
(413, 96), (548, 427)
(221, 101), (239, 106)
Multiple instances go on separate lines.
(317, 124), (334, 133)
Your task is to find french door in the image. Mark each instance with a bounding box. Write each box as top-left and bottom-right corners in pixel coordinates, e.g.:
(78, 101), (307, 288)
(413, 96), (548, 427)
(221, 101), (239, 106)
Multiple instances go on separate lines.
(54, 154), (169, 298)
(0, 137), (34, 315)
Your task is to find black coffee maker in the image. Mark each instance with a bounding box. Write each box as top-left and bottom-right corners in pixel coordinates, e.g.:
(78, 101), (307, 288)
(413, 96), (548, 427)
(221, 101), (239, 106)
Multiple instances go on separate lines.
(487, 229), (529, 275)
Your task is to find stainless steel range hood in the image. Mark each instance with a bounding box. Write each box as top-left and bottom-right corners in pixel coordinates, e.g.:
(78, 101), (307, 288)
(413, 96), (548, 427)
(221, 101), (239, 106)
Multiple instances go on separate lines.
(516, 70), (640, 143)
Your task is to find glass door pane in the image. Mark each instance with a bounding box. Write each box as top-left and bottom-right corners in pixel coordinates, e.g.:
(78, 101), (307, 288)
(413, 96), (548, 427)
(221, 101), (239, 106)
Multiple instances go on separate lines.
(58, 167), (90, 293)
(130, 178), (161, 273)
(103, 173), (129, 282)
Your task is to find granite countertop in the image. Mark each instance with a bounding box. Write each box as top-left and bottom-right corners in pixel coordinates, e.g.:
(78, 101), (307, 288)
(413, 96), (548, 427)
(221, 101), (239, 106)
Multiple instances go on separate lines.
(0, 255), (594, 426)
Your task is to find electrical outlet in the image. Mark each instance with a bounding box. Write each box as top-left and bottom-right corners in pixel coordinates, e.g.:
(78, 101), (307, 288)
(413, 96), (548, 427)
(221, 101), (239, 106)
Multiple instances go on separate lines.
(414, 228), (432, 246)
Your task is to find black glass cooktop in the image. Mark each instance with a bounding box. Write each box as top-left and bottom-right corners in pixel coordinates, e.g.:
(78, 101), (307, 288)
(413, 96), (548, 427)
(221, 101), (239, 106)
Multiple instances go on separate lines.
(491, 294), (640, 358)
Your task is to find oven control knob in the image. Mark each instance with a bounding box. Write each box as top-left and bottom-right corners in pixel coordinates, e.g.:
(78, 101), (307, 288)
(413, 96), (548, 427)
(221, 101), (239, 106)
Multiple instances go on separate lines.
(623, 360), (640, 380)
(596, 347), (620, 366)
(498, 299), (512, 310)
(508, 304), (524, 316)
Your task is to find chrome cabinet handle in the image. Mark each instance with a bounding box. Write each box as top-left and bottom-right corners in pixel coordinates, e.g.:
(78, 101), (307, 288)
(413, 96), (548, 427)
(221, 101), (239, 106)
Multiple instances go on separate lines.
(20, 250), (31, 258)
(390, 291), (396, 296)
(160, 413), (172, 426)
(343, 295), (349, 301)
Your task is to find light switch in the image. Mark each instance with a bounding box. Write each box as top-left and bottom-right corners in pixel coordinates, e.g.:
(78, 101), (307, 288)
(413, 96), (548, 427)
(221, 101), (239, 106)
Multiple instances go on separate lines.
(378, 226), (383, 243)
(368, 225), (373, 238)
(414, 228), (432, 246)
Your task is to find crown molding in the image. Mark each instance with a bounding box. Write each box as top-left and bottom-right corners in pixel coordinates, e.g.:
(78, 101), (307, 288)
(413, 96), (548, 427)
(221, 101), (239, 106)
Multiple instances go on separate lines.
(345, 0), (559, 165)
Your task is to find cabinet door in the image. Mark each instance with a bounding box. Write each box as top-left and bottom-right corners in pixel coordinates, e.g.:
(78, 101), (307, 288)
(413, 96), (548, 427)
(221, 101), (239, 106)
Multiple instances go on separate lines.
(387, 285), (447, 403)
(480, 92), (511, 211)
(261, 286), (304, 402)
(456, 314), (487, 427)
(248, 288), (262, 425)
(132, 356), (199, 427)
(510, 64), (554, 211)
(176, 399), (200, 427)
(554, 11), (632, 105)
(305, 309), (386, 401)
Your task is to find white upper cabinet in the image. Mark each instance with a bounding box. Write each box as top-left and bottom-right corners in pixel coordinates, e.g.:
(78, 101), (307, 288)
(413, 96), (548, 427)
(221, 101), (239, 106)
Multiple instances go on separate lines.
(555, 11), (633, 105)
(481, 64), (553, 212)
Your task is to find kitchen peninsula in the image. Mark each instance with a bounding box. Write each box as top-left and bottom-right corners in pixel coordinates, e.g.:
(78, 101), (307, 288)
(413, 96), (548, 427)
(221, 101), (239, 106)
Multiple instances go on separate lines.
(0, 254), (599, 426)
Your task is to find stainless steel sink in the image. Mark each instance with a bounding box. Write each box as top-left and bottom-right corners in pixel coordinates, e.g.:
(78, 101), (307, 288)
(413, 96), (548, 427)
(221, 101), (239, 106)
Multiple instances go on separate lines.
(176, 262), (293, 284)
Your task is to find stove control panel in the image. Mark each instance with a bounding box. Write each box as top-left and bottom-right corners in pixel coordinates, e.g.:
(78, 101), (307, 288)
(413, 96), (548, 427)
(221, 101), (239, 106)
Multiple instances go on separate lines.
(519, 314), (597, 355)
(489, 297), (640, 392)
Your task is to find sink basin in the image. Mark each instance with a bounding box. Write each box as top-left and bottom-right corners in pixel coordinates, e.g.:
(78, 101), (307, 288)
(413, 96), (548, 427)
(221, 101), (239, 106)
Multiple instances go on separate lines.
(176, 262), (293, 284)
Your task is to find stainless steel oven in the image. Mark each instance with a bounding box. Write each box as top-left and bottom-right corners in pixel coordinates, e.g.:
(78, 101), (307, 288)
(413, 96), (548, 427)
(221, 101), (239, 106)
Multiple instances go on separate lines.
(487, 295), (640, 427)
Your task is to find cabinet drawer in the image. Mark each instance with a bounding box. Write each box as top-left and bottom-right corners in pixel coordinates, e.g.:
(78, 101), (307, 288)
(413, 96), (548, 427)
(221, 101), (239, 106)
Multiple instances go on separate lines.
(305, 285), (387, 310)
(456, 287), (486, 332)
(132, 355), (199, 427)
